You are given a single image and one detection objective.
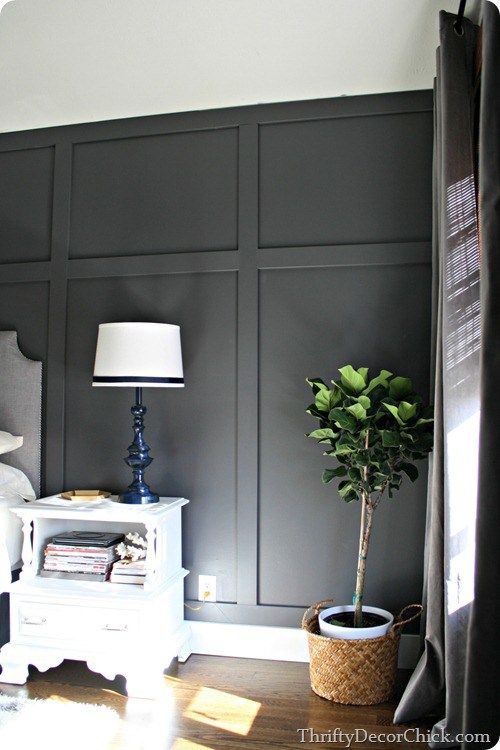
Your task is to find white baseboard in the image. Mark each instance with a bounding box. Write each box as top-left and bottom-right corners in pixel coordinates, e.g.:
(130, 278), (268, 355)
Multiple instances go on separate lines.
(187, 621), (421, 669)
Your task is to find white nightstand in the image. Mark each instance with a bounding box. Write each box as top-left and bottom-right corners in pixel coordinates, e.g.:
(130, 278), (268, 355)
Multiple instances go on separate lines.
(0, 496), (191, 698)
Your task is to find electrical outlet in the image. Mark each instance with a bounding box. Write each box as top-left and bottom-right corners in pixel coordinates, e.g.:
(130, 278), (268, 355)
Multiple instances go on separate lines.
(198, 574), (217, 602)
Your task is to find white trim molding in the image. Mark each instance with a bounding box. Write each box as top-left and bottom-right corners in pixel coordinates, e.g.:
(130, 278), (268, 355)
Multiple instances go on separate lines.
(187, 621), (421, 669)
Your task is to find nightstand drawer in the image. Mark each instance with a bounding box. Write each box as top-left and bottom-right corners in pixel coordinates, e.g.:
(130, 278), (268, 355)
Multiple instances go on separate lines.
(16, 601), (139, 642)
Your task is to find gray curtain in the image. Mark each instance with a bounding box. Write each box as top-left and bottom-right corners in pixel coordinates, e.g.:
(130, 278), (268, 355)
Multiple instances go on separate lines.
(394, 5), (500, 748)
(463, 2), (500, 746)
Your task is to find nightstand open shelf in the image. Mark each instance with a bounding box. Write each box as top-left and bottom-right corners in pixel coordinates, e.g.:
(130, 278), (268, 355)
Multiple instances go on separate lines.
(0, 497), (192, 697)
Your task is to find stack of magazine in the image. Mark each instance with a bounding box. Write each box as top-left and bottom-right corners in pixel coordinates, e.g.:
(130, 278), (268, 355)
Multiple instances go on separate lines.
(109, 559), (147, 585)
(40, 531), (125, 582)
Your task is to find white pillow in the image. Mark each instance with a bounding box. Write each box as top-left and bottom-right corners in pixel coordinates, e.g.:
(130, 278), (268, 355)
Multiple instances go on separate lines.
(0, 461), (35, 501)
(0, 462), (35, 589)
(0, 430), (23, 455)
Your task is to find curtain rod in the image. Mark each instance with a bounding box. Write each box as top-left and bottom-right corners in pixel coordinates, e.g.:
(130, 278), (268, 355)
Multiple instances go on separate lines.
(454, 0), (467, 34)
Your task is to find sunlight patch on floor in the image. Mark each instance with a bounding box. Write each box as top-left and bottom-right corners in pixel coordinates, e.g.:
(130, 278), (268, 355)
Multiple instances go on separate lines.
(183, 686), (260, 736)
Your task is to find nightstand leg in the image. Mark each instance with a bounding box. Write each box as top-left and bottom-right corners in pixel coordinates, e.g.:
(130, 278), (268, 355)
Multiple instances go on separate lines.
(0, 643), (29, 684)
(177, 630), (192, 663)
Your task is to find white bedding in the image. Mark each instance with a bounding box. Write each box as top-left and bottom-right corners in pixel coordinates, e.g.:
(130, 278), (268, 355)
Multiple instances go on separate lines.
(0, 462), (36, 591)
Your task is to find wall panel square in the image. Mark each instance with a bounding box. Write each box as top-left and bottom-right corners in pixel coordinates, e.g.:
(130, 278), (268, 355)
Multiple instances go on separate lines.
(258, 264), (431, 615)
(0, 281), (49, 364)
(69, 128), (238, 258)
(65, 272), (237, 602)
(259, 111), (432, 248)
(0, 148), (54, 263)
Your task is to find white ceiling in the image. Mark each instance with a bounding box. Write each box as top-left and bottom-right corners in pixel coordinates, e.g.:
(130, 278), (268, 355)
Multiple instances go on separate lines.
(0, 0), (481, 133)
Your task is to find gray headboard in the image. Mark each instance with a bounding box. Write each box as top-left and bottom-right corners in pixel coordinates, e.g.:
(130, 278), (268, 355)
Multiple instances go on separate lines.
(0, 331), (42, 497)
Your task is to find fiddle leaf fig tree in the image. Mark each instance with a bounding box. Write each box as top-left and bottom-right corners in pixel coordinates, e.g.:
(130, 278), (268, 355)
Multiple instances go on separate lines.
(306, 366), (434, 628)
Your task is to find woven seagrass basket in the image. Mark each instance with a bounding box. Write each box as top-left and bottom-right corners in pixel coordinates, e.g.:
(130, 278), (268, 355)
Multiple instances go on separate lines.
(302, 600), (422, 705)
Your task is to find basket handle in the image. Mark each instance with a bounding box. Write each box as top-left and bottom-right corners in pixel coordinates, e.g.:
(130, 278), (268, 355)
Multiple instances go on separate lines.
(390, 604), (423, 637)
(301, 599), (333, 630)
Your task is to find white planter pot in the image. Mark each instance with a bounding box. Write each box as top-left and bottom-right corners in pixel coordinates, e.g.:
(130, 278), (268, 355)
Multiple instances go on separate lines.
(318, 604), (393, 640)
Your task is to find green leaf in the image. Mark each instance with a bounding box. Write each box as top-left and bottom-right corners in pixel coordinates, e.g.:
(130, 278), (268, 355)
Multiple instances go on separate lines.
(306, 403), (323, 418)
(329, 408), (357, 432)
(398, 401), (417, 422)
(391, 474), (403, 488)
(357, 367), (369, 382)
(419, 405), (434, 420)
(383, 402), (405, 425)
(338, 365), (366, 394)
(389, 376), (413, 400)
(411, 433), (434, 453)
(334, 440), (356, 455)
(400, 462), (419, 481)
(315, 389), (331, 412)
(306, 377), (328, 392)
(344, 492), (358, 503)
(306, 428), (338, 440)
(356, 395), (371, 410)
(379, 460), (392, 476)
(338, 481), (354, 498)
(352, 449), (370, 466)
(346, 402), (366, 421)
(348, 467), (361, 482)
(363, 369), (393, 395)
(325, 465), (347, 478)
(381, 430), (400, 447)
(401, 431), (416, 444)
(329, 386), (342, 409)
(322, 469), (337, 484)
(416, 417), (434, 426)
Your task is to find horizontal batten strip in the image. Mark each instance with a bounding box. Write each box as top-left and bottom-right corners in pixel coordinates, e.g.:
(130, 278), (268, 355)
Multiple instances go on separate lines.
(0, 90), (432, 148)
(0, 261), (51, 283)
(68, 250), (238, 278)
(257, 241), (431, 270)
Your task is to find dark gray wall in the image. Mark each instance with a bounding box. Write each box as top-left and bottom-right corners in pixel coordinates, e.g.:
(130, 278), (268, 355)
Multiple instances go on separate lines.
(0, 91), (433, 627)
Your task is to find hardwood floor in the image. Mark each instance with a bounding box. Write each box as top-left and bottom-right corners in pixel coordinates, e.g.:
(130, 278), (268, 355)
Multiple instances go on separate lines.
(0, 656), (428, 749)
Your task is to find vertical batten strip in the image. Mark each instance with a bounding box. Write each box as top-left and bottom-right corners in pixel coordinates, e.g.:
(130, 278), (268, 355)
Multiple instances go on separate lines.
(45, 141), (72, 494)
(236, 124), (259, 605)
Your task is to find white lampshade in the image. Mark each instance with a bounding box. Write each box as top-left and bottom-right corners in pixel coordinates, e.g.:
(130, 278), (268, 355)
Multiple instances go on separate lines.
(92, 322), (184, 388)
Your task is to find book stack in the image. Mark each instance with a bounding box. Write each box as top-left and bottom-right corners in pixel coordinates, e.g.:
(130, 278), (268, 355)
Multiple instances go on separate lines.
(110, 559), (147, 585)
(40, 531), (125, 582)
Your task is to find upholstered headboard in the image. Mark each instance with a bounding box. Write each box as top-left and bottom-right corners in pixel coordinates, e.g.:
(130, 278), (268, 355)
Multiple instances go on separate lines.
(0, 332), (42, 496)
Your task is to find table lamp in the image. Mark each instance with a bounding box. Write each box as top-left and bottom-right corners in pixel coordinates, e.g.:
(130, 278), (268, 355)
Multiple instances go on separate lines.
(92, 322), (184, 504)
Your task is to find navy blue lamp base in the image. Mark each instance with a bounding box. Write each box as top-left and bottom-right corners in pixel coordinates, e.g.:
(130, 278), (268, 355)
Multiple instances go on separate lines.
(120, 488), (159, 505)
(120, 388), (159, 504)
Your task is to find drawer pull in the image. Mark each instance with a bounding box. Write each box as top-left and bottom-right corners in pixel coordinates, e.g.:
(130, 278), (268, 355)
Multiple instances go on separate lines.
(102, 623), (128, 632)
(22, 616), (46, 626)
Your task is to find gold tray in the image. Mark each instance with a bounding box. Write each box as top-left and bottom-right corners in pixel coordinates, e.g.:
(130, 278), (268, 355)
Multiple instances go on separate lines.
(60, 490), (111, 501)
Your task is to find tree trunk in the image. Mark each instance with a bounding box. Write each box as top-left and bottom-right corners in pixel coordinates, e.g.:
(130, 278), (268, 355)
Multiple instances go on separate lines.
(353, 493), (374, 627)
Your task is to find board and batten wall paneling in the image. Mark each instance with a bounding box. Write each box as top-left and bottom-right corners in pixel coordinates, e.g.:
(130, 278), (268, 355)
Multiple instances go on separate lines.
(0, 91), (433, 628)
(0, 147), (54, 264)
(258, 264), (431, 614)
(69, 128), (239, 258)
(258, 111), (432, 247)
(65, 273), (238, 603)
